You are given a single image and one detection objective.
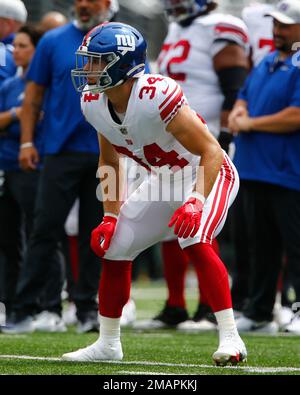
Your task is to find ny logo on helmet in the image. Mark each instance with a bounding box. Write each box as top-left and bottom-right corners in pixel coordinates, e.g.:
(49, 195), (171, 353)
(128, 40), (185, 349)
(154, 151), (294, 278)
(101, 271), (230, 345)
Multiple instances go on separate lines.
(116, 34), (136, 52)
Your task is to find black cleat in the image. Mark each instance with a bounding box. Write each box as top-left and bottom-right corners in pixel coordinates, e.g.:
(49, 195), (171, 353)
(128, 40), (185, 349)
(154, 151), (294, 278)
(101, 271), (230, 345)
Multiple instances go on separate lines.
(133, 303), (189, 330)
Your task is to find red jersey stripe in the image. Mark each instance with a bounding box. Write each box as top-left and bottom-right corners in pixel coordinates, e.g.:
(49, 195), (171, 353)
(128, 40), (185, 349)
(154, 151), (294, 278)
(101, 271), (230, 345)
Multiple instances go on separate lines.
(159, 84), (178, 110)
(160, 90), (183, 121)
(215, 25), (248, 43)
(164, 97), (186, 124)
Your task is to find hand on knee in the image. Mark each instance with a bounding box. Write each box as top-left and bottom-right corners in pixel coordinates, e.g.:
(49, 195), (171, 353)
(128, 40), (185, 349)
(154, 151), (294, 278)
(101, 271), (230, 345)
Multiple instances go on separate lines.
(90, 215), (118, 257)
(169, 194), (205, 238)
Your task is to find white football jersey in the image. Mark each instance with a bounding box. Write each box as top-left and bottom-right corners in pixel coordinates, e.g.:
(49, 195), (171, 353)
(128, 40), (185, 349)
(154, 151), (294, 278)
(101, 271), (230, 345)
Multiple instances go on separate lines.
(242, 3), (275, 67)
(81, 74), (200, 172)
(158, 13), (249, 137)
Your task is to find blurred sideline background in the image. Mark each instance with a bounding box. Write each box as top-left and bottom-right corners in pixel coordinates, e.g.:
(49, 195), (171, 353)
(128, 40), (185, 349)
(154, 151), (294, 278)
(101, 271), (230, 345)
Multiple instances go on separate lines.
(23, 0), (277, 62)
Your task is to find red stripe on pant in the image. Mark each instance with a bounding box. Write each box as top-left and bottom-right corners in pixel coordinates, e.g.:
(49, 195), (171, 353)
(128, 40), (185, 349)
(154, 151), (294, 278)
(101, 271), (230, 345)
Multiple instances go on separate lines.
(200, 166), (225, 243)
(98, 259), (132, 318)
(205, 156), (235, 241)
(201, 158), (234, 243)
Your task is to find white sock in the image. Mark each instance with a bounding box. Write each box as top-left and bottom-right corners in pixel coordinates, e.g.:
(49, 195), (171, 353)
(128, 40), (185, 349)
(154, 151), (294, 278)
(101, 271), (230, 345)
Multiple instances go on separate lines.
(98, 315), (121, 345)
(214, 309), (239, 341)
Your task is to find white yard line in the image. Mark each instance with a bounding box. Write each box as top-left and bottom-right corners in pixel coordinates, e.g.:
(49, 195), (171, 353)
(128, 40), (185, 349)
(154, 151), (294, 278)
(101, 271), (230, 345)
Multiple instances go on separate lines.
(0, 354), (299, 373)
(0, 355), (62, 362)
(117, 371), (175, 375)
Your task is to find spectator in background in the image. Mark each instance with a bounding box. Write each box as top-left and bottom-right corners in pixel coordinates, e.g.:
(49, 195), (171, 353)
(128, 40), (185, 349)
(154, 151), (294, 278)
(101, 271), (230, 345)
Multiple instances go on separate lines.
(0, 26), (65, 329)
(3, 0), (117, 335)
(230, 1), (276, 318)
(232, 1), (294, 330)
(229, 0), (300, 335)
(38, 11), (68, 33)
(134, 0), (249, 332)
(0, 0), (27, 86)
(0, 0), (27, 303)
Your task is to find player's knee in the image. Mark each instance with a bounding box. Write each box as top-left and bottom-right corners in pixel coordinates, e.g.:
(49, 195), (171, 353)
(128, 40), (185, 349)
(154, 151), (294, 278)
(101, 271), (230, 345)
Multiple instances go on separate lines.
(104, 250), (133, 261)
(104, 220), (136, 261)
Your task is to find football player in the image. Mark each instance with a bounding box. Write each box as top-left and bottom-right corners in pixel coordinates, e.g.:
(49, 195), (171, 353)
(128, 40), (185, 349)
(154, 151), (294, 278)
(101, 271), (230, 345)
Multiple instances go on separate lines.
(142, 0), (249, 331)
(242, 1), (275, 67)
(62, 22), (247, 366)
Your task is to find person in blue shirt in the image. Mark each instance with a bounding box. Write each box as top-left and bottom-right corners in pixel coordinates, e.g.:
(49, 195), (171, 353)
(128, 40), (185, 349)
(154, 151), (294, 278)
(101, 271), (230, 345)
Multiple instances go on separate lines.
(0, 0), (28, 86)
(0, 40), (17, 87)
(0, 0), (28, 305)
(228, 0), (300, 335)
(0, 25), (63, 327)
(4, 0), (119, 334)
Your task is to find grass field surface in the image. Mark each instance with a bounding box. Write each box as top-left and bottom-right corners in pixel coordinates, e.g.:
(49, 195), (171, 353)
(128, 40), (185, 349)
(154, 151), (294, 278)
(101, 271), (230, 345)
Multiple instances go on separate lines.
(0, 281), (299, 376)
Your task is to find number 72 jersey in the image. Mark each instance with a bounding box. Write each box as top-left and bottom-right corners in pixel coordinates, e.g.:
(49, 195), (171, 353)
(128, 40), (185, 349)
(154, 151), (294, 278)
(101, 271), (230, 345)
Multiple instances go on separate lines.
(158, 13), (249, 137)
(81, 74), (201, 171)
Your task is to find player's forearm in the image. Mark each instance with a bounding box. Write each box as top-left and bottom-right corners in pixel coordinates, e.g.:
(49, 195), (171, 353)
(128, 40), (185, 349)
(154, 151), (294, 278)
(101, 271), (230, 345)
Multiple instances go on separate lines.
(103, 188), (123, 216)
(194, 144), (224, 199)
(99, 156), (124, 216)
(20, 83), (44, 144)
(250, 107), (300, 133)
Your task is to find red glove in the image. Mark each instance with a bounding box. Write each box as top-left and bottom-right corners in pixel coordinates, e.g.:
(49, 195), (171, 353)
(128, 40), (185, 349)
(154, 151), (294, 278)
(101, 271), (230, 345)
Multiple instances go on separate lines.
(169, 194), (205, 239)
(90, 215), (118, 257)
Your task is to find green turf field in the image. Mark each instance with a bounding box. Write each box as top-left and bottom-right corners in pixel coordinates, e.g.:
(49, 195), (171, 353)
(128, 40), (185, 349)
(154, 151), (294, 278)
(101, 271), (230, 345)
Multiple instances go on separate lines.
(0, 281), (299, 375)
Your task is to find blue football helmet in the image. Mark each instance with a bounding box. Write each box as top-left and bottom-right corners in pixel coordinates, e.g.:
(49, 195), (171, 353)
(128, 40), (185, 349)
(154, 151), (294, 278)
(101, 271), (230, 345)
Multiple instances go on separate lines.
(71, 22), (147, 93)
(162, 0), (215, 22)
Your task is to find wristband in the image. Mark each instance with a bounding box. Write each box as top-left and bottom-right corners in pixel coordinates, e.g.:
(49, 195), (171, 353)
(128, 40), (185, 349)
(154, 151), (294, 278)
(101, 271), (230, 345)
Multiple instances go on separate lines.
(20, 142), (33, 149)
(187, 191), (206, 205)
